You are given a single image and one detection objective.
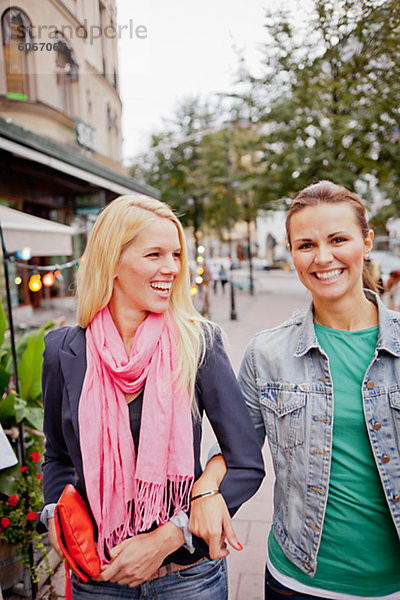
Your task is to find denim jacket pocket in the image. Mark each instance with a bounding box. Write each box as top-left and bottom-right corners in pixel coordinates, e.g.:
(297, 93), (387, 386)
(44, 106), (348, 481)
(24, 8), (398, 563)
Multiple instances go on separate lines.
(259, 383), (306, 450)
(389, 389), (400, 411)
(389, 389), (400, 439)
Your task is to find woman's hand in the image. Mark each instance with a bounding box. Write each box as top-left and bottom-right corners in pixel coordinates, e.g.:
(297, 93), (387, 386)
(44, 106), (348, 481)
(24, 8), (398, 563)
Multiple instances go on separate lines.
(189, 491), (241, 559)
(98, 522), (185, 587)
(188, 454), (242, 559)
(48, 517), (63, 559)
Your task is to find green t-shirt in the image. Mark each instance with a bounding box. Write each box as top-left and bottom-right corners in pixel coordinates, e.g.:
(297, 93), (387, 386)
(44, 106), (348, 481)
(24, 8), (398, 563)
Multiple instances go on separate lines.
(269, 324), (400, 596)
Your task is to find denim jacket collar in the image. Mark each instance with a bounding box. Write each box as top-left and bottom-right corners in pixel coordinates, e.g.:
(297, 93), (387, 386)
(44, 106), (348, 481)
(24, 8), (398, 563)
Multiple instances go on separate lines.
(294, 304), (319, 358)
(294, 290), (400, 359)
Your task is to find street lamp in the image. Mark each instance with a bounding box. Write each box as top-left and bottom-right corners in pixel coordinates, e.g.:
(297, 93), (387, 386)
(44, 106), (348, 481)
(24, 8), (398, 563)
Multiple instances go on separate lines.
(0, 227), (32, 453)
(0, 223), (37, 598)
(223, 132), (237, 320)
(219, 101), (254, 304)
(153, 108), (252, 319)
(239, 189), (255, 296)
(187, 196), (200, 259)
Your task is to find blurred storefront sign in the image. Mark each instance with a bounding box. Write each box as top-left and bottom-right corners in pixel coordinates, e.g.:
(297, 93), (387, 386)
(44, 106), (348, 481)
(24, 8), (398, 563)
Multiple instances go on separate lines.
(75, 119), (97, 153)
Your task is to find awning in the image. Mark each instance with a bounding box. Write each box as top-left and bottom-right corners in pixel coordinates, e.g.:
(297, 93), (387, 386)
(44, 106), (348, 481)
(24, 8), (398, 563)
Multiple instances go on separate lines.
(0, 205), (75, 256)
(0, 117), (160, 199)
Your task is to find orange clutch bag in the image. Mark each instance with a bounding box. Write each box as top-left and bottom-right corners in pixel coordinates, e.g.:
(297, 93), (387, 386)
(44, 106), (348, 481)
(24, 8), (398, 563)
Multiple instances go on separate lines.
(54, 484), (101, 599)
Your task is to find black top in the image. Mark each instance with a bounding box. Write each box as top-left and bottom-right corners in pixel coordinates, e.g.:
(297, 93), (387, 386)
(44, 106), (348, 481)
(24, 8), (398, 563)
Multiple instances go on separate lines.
(128, 390), (143, 454)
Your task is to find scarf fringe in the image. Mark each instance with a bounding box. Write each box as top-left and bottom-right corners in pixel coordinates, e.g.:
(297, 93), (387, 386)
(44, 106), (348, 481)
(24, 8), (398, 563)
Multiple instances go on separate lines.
(99, 475), (193, 565)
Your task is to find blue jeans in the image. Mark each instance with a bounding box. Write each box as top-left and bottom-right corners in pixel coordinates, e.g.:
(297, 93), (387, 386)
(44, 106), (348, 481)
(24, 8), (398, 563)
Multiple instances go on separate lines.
(265, 567), (329, 600)
(72, 558), (227, 599)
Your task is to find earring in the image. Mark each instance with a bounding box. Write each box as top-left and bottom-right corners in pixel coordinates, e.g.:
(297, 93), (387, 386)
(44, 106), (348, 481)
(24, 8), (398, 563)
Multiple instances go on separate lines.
(365, 254), (370, 260)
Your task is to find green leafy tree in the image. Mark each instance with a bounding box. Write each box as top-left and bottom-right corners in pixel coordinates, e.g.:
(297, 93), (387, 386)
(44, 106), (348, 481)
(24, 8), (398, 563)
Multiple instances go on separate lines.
(239, 0), (400, 209)
(130, 97), (221, 235)
(130, 96), (266, 243)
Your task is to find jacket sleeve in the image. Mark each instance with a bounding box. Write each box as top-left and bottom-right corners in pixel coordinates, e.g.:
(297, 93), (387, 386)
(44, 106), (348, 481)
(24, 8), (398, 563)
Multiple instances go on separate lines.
(238, 338), (267, 448)
(38, 328), (76, 531)
(196, 329), (265, 516)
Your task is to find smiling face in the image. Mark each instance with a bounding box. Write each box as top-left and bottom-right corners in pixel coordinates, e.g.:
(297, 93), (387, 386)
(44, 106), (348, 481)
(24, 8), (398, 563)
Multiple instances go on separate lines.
(110, 216), (182, 322)
(289, 202), (373, 307)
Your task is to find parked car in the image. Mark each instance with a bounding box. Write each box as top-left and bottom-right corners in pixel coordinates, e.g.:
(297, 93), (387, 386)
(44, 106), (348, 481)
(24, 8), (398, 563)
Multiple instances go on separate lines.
(253, 257), (293, 271)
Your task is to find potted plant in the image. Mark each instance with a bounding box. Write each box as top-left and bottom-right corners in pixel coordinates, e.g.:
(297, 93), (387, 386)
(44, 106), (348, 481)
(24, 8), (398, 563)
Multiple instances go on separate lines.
(0, 301), (53, 587)
(0, 448), (45, 585)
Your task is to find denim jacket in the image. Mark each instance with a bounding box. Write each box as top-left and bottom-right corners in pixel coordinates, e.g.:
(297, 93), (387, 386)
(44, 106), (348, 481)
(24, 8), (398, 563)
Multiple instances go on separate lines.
(238, 291), (400, 577)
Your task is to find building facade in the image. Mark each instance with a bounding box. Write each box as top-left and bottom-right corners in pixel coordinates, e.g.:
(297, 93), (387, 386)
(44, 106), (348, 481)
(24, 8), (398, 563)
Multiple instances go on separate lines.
(0, 0), (158, 309)
(256, 210), (290, 265)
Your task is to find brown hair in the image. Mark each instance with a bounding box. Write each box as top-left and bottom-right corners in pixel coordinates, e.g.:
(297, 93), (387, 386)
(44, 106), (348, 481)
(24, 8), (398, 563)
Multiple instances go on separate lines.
(285, 180), (377, 293)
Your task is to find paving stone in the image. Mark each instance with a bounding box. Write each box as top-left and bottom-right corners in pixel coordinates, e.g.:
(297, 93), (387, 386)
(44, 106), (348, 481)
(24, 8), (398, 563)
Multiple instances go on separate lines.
(236, 573), (264, 600)
(228, 571), (239, 600)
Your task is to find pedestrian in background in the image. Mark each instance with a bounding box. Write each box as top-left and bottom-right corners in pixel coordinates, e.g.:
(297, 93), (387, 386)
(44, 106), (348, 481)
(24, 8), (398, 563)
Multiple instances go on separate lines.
(191, 181), (400, 599)
(219, 265), (228, 293)
(210, 261), (220, 294)
(200, 260), (212, 315)
(38, 196), (264, 599)
(386, 269), (400, 311)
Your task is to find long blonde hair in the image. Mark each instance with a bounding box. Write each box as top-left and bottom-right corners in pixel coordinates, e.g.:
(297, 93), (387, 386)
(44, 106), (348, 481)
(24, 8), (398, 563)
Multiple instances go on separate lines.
(76, 195), (211, 405)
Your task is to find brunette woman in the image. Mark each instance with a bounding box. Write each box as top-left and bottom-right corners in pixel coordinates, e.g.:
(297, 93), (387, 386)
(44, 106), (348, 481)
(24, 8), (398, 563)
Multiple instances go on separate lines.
(192, 181), (400, 599)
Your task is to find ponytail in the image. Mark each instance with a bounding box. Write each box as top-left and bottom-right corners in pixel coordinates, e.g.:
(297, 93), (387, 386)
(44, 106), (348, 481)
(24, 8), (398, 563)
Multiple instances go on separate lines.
(363, 261), (379, 294)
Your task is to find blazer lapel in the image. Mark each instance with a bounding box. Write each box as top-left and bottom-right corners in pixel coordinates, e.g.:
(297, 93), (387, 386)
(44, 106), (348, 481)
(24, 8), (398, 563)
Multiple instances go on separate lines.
(59, 327), (87, 439)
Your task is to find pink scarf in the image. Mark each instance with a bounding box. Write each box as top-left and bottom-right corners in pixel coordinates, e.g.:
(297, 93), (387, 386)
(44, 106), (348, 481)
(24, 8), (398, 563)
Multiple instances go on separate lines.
(78, 307), (194, 565)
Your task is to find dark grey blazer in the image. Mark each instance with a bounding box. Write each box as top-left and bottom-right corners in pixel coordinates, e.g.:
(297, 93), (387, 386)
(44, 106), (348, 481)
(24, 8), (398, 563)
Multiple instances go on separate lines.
(39, 325), (265, 564)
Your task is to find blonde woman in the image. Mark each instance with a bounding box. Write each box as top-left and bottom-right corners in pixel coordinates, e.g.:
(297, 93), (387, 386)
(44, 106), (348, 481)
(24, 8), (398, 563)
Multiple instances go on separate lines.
(38, 196), (264, 600)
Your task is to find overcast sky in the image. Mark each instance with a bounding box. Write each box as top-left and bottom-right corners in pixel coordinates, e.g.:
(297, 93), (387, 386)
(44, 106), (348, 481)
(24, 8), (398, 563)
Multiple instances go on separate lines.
(116, 1), (268, 162)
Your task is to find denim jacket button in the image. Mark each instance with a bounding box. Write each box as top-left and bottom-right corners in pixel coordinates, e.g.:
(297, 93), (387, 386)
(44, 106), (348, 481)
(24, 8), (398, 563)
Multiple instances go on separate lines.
(372, 422), (382, 430)
(382, 455), (390, 464)
(366, 380), (375, 389)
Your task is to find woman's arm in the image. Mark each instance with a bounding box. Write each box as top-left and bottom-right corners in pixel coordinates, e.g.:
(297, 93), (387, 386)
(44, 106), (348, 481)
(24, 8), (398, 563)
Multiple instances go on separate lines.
(104, 455), (237, 578)
(189, 454), (242, 559)
(38, 329), (76, 552)
(197, 330), (265, 511)
(189, 330), (265, 556)
(41, 329), (77, 503)
(237, 339), (266, 448)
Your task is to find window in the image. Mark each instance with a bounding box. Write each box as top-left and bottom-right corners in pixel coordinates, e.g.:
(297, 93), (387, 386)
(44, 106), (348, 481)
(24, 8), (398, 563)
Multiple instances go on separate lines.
(1, 8), (32, 100)
(107, 103), (118, 134)
(99, 1), (107, 76)
(54, 33), (78, 115)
